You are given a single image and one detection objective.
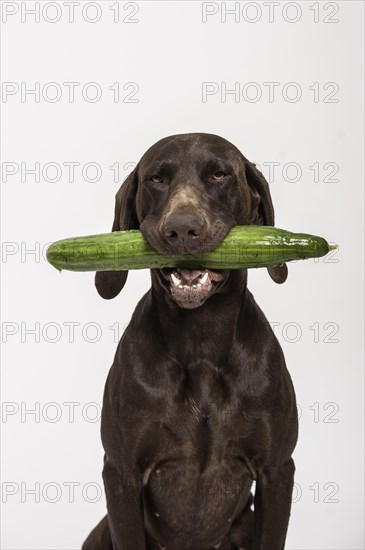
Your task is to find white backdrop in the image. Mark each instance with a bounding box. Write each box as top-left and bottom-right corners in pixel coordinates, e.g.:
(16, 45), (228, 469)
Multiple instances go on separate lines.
(1, 1), (364, 549)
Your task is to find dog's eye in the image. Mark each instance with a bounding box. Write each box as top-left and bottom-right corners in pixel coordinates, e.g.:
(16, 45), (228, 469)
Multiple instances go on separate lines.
(150, 175), (163, 183)
(212, 171), (226, 180)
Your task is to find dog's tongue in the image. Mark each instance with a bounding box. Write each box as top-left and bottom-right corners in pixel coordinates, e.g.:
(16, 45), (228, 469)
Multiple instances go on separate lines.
(177, 269), (203, 283)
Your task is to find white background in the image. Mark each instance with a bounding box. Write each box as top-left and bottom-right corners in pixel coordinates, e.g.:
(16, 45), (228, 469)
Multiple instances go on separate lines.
(1, 1), (364, 549)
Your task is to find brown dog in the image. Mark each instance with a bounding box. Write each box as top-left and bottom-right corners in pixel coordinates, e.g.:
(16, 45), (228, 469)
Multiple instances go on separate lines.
(83, 133), (298, 550)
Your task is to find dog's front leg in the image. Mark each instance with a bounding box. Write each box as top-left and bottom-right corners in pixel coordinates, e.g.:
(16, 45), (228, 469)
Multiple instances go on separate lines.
(253, 458), (295, 550)
(103, 457), (146, 550)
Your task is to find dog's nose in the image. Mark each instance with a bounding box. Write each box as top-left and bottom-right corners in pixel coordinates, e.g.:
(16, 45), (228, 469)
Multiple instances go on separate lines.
(163, 209), (207, 244)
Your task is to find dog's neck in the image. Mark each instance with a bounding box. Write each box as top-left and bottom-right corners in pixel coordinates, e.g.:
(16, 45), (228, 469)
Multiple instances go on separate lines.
(149, 270), (249, 364)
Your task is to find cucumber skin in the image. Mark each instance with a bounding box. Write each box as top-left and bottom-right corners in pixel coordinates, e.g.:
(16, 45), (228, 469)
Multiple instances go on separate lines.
(46, 226), (332, 272)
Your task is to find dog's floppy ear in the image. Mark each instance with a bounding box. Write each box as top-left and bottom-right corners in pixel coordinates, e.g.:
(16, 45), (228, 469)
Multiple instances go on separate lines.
(95, 166), (139, 299)
(245, 161), (288, 284)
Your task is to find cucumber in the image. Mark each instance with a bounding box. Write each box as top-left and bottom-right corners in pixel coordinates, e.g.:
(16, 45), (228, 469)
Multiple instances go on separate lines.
(46, 226), (336, 273)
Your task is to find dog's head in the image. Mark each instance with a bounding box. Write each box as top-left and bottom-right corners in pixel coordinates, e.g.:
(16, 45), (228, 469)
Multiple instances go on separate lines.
(95, 133), (287, 308)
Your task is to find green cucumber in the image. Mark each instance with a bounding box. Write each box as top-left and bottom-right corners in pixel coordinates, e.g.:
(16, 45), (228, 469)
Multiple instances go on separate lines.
(46, 226), (336, 273)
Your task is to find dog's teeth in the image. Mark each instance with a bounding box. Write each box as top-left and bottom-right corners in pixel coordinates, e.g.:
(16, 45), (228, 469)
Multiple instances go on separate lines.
(199, 272), (208, 284)
(171, 273), (180, 286)
(193, 285), (196, 289)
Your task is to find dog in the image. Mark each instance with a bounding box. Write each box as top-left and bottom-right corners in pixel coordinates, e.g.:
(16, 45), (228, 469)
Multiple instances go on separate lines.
(82, 133), (298, 550)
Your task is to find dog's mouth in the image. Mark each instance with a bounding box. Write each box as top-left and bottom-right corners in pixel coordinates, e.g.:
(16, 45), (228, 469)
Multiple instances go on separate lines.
(160, 268), (227, 309)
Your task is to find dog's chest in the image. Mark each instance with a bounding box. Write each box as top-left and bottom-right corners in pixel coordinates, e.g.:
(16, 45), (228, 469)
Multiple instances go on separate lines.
(140, 364), (254, 546)
(140, 358), (254, 467)
(118, 349), (259, 545)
